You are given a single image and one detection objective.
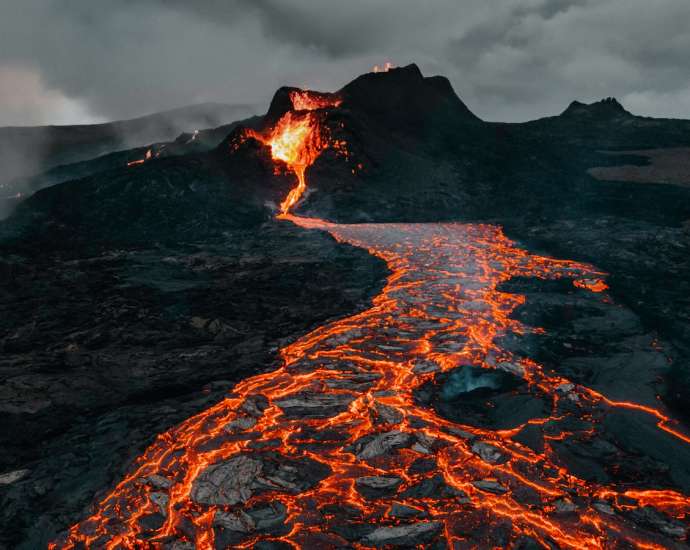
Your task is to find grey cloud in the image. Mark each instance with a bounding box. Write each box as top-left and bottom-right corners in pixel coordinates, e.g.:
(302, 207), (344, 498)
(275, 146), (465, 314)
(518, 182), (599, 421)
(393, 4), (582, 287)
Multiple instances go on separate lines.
(525, 0), (591, 21)
(0, 0), (689, 125)
(444, 0), (690, 120)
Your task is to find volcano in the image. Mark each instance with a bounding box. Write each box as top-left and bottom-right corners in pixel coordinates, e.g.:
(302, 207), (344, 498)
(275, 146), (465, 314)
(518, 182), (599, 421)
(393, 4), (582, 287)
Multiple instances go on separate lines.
(2, 64), (690, 549)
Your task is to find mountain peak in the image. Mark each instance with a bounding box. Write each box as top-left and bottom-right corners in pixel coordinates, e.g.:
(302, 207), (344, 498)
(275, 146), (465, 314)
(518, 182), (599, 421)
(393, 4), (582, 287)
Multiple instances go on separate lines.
(265, 86), (302, 124)
(561, 97), (632, 119)
(260, 63), (479, 141)
(337, 63), (480, 128)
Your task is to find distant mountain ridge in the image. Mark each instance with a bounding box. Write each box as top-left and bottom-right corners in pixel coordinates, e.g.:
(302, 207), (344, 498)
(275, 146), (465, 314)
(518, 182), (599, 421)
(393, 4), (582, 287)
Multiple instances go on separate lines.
(0, 102), (258, 186)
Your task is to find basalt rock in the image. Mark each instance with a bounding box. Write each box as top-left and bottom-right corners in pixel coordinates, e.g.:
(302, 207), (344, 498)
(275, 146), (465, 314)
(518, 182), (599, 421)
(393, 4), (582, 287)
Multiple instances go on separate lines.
(371, 401), (404, 425)
(355, 476), (403, 499)
(191, 453), (331, 506)
(348, 430), (413, 460)
(360, 521), (443, 547)
(388, 503), (428, 519)
(471, 441), (509, 465)
(274, 391), (356, 419)
(472, 479), (508, 495)
(191, 455), (263, 506)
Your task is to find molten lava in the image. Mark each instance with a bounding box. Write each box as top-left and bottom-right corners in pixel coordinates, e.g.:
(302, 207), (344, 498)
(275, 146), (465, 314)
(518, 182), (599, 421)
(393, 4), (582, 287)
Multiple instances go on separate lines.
(289, 90), (342, 111)
(247, 90), (342, 215)
(51, 216), (690, 549)
(266, 112), (321, 214)
(127, 148), (152, 167)
(573, 278), (608, 293)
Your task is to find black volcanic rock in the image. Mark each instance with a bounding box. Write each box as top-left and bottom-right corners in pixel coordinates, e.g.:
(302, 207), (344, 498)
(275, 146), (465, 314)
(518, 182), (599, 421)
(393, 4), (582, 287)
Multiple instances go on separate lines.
(265, 86), (300, 124)
(0, 130), (297, 246)
(416, 366), (550, 430)
(360, 521), (443, 547)
(1, 113), (263, 216)
(339, 63), (480, 131)
(215, 127), (276, 176)
(1, 159), (265, 245)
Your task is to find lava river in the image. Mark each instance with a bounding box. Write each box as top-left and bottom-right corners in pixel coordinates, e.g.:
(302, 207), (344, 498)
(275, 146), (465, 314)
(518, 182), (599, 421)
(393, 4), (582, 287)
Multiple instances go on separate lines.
(52, 215), (690, 549)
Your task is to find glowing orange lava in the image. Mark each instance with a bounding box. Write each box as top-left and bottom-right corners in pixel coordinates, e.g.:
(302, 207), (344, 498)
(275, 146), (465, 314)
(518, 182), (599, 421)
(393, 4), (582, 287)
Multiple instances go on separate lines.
(127, 148), (152, 167)
(51, 214), (690, 549)
(372, 62), (394, 73)
(247, 90), (342, 214)
(289, 90), (342, 111)
(573, 278), (608, 293)
(268, 112), (321, 214)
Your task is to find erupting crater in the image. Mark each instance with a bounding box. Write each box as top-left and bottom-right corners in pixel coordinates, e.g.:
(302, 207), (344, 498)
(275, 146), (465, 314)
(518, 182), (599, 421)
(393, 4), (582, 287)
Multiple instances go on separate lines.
(51, 89), (690, 549)
(241, 90), (343, 215)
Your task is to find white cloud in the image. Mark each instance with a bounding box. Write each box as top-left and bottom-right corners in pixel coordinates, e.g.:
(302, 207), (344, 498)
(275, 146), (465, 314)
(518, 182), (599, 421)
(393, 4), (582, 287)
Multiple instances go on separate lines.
(622, 88), (690, 120)
(0, 65), (102, 126)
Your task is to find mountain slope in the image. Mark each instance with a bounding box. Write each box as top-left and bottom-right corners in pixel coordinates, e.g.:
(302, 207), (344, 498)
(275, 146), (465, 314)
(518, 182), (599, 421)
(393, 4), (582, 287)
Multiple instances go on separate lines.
(0, 102), (257, 188)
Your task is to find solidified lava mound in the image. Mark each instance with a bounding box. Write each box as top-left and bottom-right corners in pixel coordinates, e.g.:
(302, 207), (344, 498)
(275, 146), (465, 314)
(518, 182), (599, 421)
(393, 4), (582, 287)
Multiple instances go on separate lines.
(416, 365), (550, 431)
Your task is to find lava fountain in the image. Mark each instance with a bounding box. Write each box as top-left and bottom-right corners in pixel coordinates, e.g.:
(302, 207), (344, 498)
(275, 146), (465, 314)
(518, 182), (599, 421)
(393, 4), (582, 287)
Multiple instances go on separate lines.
(247, 90), (342, 215)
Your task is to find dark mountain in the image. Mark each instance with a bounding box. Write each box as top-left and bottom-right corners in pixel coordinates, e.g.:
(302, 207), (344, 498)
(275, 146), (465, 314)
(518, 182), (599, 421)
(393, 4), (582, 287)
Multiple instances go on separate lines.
(339, 63), (480, 130)
(519, 96), (690, 149)
(560, 97), (632, 119)
(2, 63), (690, 547)
(0, 110), (263, 221)
(15, 63), (690, 242)
(2, 135), (291, 246)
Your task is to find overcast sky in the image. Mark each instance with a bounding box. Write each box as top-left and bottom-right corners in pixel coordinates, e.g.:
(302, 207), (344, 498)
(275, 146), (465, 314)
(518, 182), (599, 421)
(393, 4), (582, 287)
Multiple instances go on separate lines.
(1, 0), (689, 126)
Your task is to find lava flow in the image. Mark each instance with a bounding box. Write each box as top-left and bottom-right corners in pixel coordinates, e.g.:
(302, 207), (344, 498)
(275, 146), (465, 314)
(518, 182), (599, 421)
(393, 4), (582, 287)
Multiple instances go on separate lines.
(51, 93), (690, 549)
(51, 217), (690, 549)
(127, 148), (152, 167)
(127, 144), (171, 167)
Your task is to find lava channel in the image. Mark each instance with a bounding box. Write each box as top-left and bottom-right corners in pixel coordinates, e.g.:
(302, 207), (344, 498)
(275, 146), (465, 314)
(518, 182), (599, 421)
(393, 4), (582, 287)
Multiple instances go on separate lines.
(51, 215), (690, 549)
